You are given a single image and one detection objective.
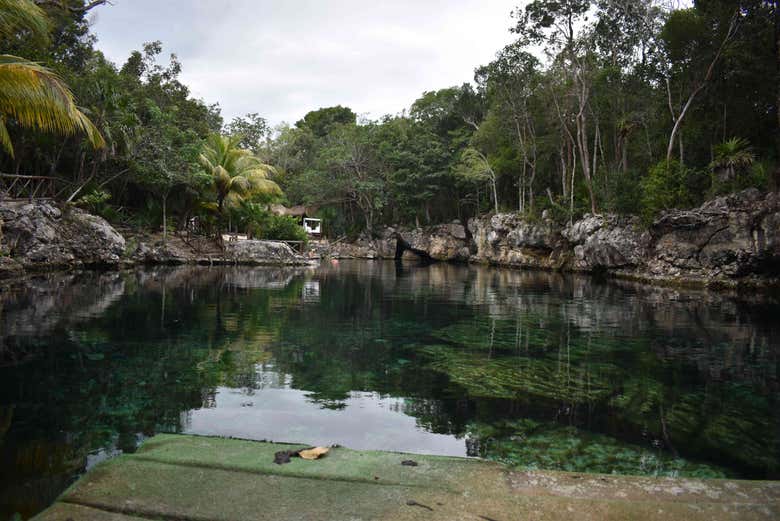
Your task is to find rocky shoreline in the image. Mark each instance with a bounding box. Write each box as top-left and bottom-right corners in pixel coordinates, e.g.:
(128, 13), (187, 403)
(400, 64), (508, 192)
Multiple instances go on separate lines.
(0, 200), (311, 277)
(321, 189), (780, 290)
(0, 189), (777, 290)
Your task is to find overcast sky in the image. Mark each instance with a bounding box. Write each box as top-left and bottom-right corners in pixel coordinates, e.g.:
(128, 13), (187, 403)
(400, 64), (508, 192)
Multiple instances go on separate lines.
(90, 0), (520, 126)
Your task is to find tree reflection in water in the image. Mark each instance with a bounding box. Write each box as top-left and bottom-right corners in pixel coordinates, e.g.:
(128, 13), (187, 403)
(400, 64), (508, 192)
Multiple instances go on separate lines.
(0, 262), (778, 519)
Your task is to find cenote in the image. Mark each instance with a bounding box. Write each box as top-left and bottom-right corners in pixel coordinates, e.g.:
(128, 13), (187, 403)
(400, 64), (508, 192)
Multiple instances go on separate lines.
(1, 261), (779, 519)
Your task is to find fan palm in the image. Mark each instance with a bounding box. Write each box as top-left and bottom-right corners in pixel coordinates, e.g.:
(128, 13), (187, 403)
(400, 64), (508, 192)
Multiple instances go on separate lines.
(198, 133), (281, 214)
(0, 0), (104, 156)
(710, 137), (755, 181)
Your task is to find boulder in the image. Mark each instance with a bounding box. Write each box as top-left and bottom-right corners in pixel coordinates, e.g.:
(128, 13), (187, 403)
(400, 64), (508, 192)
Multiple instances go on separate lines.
(0, 201), (125, 268)
(468, 213), (565, 269)
(563, 214), (651, 271)
(398, 223), (470, 261)
(225, 240), (309, 265)
(646, 189), (780, 279)
(130, 240), (190, 264)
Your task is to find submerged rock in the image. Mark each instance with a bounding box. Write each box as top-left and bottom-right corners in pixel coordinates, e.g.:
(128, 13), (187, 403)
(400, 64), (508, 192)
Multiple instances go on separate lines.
(0, 200), (125, 269)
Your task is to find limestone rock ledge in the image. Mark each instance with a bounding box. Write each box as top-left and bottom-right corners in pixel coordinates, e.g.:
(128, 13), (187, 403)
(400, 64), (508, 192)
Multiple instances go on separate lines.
(467, 189), (780, 286)
(645, 189), (780, 280)
(0, 201), (311, 276)
(315, 221), (471, 262)
(0, 200), (125, 269)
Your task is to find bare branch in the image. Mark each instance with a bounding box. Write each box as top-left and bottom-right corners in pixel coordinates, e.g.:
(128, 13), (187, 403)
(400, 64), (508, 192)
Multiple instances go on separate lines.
(666, 9), (740, 162)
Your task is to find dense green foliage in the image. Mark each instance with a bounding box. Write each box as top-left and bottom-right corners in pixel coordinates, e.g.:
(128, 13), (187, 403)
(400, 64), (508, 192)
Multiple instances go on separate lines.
(0, 0), (777, 239)
(0, 0), (104, 156)
(266, 0), (779, 234)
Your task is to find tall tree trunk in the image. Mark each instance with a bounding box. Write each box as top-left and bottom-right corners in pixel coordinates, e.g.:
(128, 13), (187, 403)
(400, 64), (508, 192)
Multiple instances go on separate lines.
(560, 142), (568, 198)
(520, 160), (526, 213)
(491, 175), (499, 214)
(162, 194), (167, 245)
(774, 0), (780, 190)
(576, 103), (597, 214)
(666, 10), (739, 163)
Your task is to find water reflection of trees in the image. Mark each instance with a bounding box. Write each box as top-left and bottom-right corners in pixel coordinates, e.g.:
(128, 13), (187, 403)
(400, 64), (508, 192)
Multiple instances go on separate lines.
(273, 261), (779, 478)
(1, 262), (778, 519)
(0, 266), (306, 519)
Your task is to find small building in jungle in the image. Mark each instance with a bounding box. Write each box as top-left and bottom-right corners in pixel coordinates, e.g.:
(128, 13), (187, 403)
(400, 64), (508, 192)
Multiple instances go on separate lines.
(270, 204), (322, 237)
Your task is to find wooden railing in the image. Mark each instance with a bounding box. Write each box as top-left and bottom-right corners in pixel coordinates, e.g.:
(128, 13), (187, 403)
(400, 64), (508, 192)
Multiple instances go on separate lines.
(0, 174), (70, 202)
(280, 240), (306, 253)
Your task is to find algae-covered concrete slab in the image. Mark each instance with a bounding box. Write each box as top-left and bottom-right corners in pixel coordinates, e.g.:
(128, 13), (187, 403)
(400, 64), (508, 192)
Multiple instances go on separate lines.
(34, 434), (780, 521)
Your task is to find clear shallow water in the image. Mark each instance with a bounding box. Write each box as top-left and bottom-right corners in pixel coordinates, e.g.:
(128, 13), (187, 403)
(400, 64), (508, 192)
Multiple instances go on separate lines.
(1, 262), (779, 519)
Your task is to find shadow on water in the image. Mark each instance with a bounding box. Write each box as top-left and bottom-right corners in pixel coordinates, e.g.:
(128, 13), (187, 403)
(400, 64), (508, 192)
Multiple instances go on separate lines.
(0, 261), (778, 519)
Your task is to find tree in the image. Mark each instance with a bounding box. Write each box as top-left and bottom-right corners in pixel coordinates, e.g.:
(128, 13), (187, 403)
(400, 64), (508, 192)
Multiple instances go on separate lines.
(0, 0), (103, 156)
(408, 86), (481, 222)
(377, 116), (450, 225)
(476, 42), (541, 212)
(455, 147), (499, 214)
(225, 112), (269, 155)
(315, 122), (387, 233)
(130, 110), (203, 244)
(513, 0), (599, 214)
(295, 105), (356, 137)
(198, 133), (281, 217)
(662, 6), (740, 163)
(512, 0), (591, 49)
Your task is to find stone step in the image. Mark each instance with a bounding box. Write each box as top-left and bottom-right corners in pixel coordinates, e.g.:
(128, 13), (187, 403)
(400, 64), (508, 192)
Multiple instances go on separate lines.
(33, 434), (780, 521)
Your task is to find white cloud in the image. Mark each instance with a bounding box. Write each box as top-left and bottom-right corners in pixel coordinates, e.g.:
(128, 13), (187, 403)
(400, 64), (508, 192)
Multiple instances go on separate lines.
(91, 0), (520, 124)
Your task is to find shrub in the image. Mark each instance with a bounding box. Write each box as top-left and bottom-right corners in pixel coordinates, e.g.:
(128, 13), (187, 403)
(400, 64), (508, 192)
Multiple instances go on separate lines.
(128, 199), (162, 230)
(534, 194), (569, 223)
(600, 170), (642, 215)
(640, 160), (707, 221)
(710, 161), (768, 196)
(75, 189), (120, 222)
(256, 214), (308, 244)
(223, 201), (309, 243)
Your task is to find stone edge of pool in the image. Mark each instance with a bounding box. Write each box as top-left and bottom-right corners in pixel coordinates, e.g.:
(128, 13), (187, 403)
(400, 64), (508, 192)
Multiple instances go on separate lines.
(32, 433), (780, 521)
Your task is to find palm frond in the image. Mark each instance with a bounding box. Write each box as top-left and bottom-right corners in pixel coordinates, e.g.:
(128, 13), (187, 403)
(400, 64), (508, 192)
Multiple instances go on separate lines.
(0, 117), (13, 156)
(710, 137), (755, 171)
(249, 177), (282, 196)
(0, 55), (105, 151)
(200, 132), (283, 212)
(0, 0), (50, 41)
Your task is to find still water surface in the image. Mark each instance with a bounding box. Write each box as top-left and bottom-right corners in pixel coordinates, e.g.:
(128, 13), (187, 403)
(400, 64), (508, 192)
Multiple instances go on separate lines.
(1, 262), (778, 519)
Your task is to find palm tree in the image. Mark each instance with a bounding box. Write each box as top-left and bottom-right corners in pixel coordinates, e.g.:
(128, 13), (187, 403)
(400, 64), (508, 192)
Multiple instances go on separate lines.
(710, 137), (755, 182)
(198, 133), (281, 215)
(0, 0), (104, 156)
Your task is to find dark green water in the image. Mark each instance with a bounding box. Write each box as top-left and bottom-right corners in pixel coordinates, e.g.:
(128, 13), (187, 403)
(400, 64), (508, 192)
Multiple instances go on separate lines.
(1, 262), (779, 519)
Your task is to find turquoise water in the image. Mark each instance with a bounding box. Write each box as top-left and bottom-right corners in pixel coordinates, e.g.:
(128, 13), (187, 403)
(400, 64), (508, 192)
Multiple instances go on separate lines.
(1, 262), (778, 519)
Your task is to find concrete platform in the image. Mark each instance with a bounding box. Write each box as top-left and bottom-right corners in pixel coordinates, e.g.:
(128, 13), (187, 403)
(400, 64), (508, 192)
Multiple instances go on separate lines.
(34, 434), (780, 521)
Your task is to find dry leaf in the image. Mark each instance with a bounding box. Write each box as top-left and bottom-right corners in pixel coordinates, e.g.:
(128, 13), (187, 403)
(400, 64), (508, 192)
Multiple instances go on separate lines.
(298, 446), (329, 460)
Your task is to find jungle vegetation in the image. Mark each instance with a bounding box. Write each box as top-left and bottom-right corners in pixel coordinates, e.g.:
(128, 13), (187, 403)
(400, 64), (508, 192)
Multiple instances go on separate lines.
(0, 0), (778, 239)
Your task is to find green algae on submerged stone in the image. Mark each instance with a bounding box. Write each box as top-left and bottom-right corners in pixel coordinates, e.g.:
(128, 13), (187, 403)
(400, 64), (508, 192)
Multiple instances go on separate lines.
(467, 419), (729, 479)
